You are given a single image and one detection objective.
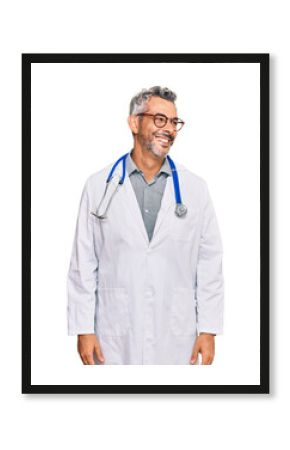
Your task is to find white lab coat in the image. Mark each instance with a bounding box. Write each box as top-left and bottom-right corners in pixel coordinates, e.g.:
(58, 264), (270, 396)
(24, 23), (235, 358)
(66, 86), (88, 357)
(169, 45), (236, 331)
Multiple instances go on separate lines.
(67, 159), (224, 365)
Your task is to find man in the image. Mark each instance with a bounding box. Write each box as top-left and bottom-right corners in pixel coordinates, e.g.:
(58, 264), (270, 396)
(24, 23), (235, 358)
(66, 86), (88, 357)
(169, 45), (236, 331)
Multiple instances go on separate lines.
(67, 86), (224, 365)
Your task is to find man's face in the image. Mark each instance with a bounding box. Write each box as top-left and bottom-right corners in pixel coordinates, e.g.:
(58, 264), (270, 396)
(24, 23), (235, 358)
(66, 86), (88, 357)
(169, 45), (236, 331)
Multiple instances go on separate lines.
(134, 96), (178, 159)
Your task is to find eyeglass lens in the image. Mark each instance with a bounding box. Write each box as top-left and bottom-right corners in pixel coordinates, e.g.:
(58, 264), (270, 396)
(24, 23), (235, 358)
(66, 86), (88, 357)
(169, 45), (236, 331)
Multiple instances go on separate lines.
(154, 115), (183, 131)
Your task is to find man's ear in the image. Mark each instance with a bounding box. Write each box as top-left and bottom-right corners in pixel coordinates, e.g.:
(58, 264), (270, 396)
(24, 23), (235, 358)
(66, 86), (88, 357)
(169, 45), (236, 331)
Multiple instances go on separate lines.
(128, 115), (139, 135)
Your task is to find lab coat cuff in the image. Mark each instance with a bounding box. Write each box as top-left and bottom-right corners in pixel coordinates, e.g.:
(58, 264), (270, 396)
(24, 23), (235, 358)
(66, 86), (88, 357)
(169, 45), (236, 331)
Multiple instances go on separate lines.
(68, 328), (96, 336)
(197, 327), (223, 336)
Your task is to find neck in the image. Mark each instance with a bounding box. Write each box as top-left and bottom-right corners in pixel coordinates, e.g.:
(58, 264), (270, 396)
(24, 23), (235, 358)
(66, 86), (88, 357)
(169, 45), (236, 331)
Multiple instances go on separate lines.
(131, 145), (165, 179)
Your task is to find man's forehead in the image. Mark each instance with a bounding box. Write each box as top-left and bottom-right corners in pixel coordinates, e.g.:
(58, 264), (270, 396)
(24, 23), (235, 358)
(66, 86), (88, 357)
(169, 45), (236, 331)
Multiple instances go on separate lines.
(146, 96), (177, 115)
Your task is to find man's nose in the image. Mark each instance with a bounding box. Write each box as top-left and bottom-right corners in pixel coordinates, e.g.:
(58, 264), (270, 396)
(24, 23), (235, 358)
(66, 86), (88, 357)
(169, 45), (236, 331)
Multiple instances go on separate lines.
(163, 121), (177, 135)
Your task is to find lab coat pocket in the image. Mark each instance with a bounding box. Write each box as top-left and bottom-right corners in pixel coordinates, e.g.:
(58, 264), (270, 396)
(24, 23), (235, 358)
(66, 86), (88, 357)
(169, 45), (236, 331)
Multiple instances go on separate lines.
(170, 209), (200, 242)
(97, 287), (130, 337)
(170, 287), (197, 336)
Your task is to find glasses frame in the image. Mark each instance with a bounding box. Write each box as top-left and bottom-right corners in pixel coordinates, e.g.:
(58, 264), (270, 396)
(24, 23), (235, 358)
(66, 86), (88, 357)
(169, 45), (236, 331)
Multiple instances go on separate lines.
(136, 113), (185, 131)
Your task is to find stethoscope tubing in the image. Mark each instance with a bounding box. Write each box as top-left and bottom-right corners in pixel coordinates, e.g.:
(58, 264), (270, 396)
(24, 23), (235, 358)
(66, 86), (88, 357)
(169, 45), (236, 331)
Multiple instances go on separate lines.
(106, 153), (128, 184)
(92, 152), (187, 219)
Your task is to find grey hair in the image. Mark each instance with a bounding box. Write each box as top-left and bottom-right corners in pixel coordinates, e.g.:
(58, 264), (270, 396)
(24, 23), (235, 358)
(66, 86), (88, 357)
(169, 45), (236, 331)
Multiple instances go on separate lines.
(129, 86), (177, 115)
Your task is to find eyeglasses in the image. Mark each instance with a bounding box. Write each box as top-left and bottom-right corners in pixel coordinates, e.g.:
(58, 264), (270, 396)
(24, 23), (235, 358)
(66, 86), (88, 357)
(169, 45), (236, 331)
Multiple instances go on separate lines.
(136, 113), (185, 131)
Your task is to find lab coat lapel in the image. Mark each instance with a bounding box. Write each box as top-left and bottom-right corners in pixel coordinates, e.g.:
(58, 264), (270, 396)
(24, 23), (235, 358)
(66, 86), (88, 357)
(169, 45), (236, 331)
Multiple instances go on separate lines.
(152, 176), (174, 240)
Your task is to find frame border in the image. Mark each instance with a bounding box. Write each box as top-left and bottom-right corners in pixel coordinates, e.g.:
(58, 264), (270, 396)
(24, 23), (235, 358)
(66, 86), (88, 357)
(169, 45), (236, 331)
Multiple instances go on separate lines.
(22, 53), (269, 394)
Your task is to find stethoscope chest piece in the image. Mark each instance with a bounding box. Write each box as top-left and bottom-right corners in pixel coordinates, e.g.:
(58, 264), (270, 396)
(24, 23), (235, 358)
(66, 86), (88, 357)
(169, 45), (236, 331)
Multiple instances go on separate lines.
(175, 203), (187, 217)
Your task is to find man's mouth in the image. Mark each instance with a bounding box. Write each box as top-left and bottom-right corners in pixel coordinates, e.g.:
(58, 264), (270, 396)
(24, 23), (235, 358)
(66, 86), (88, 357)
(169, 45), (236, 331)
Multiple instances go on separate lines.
(154, 133), (173, 147)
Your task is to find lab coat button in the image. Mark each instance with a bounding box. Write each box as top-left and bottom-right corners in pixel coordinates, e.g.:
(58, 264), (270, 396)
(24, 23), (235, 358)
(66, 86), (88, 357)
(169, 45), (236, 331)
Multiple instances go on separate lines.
(146, 289), (153, 297)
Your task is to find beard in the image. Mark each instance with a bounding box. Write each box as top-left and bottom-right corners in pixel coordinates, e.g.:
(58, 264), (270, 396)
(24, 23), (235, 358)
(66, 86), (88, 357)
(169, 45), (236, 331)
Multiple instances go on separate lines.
(139, 131), (174, 159)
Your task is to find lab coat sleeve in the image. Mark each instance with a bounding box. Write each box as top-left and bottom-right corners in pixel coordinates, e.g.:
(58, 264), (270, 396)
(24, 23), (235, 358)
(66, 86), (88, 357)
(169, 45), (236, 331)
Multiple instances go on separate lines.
(67, 179), (98, 335)
(196, 181), (224, 335)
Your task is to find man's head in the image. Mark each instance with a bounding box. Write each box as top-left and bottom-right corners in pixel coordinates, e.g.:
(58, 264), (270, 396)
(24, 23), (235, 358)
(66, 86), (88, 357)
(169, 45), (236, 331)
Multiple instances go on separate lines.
(128, 86), (184, 159)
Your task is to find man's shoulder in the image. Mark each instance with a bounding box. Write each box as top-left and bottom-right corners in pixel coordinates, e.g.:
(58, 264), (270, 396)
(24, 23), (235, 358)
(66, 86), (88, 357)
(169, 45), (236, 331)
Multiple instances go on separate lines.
(83, 157), (208, 191)
(84, 162), (115, 188)
(174, 160), (208, 187)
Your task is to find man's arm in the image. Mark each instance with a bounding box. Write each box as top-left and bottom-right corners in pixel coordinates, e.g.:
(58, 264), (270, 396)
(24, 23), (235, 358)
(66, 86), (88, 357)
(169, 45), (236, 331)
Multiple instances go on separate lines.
(67, 179), (104, 364)
(191, 181), (224, 365)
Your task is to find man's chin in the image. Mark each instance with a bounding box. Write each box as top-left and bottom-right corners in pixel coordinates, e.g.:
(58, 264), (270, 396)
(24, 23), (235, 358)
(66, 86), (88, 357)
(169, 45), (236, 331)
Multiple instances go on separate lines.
(148, 144), (170, 159)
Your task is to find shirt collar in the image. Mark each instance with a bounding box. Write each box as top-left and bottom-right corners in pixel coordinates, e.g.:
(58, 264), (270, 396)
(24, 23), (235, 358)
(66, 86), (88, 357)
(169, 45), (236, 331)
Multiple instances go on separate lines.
(126, 150), (172, 177)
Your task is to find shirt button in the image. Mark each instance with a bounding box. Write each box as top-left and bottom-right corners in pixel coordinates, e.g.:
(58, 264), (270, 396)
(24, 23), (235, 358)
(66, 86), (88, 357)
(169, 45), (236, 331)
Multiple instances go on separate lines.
(144, 209), (149, 213)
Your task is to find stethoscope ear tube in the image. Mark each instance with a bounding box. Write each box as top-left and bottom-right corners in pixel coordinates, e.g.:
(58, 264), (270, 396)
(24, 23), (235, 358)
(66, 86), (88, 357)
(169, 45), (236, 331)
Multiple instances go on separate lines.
(90, 176), (121, 219)
(91, 153), (128, 219)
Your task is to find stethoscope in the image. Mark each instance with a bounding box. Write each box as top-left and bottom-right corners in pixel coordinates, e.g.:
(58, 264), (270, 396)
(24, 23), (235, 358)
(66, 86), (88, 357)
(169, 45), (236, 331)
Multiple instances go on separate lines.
(90, 152), (187, 220)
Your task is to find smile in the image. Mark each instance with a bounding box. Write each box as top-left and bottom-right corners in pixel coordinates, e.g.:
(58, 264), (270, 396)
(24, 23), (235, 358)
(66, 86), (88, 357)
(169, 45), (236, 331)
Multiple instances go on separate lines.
(155, 134), (172, 146)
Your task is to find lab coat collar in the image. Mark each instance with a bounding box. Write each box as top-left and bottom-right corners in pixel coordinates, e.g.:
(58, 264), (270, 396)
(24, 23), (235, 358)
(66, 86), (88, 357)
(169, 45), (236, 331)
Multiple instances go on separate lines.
(126, 150), (172, 178)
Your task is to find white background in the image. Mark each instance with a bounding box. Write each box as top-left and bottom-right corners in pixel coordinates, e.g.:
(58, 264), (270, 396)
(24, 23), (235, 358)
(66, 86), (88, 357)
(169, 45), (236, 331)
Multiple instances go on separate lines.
(0, 0), (286, 449)
(31, 62), (260, 385)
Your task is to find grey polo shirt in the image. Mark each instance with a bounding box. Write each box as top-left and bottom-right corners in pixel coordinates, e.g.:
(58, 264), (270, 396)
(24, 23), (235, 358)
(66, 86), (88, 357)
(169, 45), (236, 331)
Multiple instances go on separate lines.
(126, 151), (172, 242)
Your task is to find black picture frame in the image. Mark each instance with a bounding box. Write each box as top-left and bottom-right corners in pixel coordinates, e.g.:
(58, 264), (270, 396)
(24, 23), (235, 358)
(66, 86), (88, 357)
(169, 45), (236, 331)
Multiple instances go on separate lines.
(22, 53), (269, 394)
